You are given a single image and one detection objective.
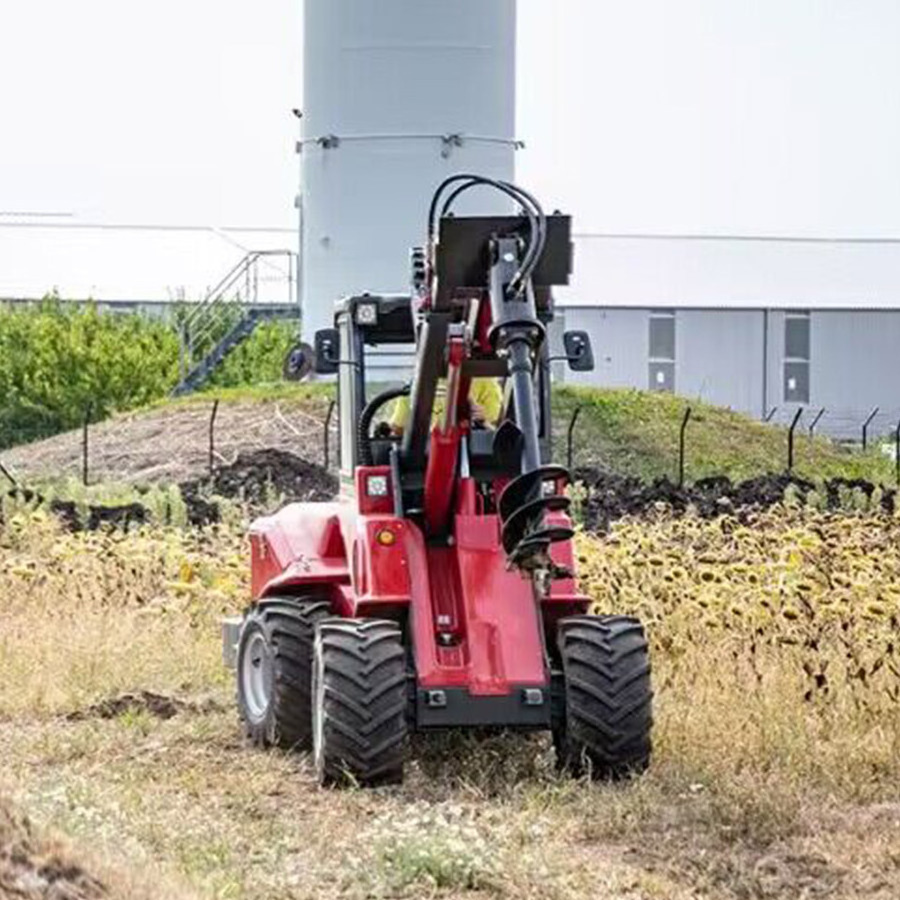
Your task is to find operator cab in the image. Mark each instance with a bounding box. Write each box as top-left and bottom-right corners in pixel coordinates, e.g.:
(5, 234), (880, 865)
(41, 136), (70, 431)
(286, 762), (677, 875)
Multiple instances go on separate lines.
(317, 291), (552, 490)
(314, 293), (418, 476)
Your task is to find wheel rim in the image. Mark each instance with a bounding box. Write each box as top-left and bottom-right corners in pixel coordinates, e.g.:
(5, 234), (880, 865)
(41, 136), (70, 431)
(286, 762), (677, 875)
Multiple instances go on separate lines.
(240, 630), (273, 722)
(312, 634), (326, 773)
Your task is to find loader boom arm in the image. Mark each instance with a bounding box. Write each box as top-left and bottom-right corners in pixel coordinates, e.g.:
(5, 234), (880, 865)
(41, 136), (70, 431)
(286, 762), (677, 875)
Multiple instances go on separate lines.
(396, 176), (575, 573)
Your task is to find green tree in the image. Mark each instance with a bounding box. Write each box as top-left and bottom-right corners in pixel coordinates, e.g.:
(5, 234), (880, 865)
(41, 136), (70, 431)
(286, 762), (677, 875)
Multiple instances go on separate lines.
(0, 300), (180, 447)
(0, 301), (300, 449)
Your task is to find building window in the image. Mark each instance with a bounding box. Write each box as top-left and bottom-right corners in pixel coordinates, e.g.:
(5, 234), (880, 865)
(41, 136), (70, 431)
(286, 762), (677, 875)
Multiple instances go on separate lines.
(785, 316), (810, 360)
(648, 311), (675, 392)
(649, 316), (675, 360)
(783, 312), (810, 404)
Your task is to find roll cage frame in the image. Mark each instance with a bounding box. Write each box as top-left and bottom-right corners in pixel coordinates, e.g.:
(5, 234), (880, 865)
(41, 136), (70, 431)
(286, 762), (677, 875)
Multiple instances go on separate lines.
(333, 291), (555, 485)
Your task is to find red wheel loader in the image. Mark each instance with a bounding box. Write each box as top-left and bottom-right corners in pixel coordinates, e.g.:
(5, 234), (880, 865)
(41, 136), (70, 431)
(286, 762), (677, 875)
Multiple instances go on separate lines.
(225, 177), (652, 785)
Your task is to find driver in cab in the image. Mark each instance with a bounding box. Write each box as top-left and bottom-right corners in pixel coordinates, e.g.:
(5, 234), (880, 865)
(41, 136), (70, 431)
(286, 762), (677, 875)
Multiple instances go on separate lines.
(388, 378), (503, 438)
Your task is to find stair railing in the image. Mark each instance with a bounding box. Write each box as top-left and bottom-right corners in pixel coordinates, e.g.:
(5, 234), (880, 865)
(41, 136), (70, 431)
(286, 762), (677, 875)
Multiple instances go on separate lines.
(177, 249), (297, 388)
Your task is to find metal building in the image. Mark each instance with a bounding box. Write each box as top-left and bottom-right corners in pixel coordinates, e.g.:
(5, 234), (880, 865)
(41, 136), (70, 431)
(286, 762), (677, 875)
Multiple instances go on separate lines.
(298, 0), (519, 338)
(558, 234), (900, 440)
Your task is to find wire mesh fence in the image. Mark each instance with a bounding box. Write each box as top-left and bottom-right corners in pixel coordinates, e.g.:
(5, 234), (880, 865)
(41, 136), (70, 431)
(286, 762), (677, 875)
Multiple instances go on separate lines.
(553, 398), (900, 490)
(2, 390), (899, 497)
(0, 398), (338, 489)
(764, 405), (900, 447)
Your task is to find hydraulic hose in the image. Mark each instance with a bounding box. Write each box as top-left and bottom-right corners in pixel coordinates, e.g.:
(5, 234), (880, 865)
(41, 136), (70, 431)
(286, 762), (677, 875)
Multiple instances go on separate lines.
(427, 175), (546, 296)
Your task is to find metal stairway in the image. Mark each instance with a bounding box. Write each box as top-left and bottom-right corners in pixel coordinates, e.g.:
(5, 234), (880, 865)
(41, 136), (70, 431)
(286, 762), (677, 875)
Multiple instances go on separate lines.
(174, 250), (299, 396)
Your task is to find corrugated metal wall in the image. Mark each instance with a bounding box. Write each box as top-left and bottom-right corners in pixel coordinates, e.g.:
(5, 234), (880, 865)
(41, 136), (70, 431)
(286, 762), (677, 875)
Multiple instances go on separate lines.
(563, 307), (648, 389)
(559, 305), (900, 440)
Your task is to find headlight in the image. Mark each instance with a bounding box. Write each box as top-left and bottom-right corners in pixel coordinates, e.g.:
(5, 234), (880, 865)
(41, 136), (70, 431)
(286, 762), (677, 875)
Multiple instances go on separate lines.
(355, 302), (378, 325)
(366, 475), (389, 497)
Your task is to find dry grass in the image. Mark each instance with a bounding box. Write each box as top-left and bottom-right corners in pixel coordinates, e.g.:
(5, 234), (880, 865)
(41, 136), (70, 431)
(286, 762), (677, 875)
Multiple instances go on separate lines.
(0, 510), (245, 717)
(1, 509), (899, 898)
(0, 794), (199, 900)
(577, 506), (900, 803)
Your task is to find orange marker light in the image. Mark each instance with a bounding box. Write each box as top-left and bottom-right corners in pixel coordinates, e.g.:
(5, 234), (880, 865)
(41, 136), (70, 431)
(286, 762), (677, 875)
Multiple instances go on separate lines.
(376, 528), (397, 547)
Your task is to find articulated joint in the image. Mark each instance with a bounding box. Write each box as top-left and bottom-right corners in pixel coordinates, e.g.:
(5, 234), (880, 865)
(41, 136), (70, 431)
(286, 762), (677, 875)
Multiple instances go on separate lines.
(489, 319), (545, 354)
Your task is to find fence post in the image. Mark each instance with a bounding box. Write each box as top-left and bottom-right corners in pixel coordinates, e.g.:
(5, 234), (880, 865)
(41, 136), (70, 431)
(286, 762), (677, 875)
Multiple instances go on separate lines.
(764, 406), (778, 423)
(566, 405), (583, 472)
(862, 407), (879, 450)
(323, 400), (336, 470)
(787, 407), (803, 473)
(678, 406), (692, 487)
(178, 325), (186, 385)
(0, 460), (16, 487)
(808, 407), (825, 439)
(82, 402), (92, 487)
(208, 399), (220, 476)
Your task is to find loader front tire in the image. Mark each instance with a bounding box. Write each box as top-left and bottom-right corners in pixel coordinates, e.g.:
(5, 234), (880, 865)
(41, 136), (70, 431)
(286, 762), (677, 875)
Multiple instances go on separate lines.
(236, 597), (332, 750)
(554, 614), (653, 779)
(312, 619), (408, 786)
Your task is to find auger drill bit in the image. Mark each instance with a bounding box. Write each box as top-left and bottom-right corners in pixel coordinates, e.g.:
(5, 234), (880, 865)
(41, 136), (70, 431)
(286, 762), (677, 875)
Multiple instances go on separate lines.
(499, 467), (574, 572)
(488, 236), (574, 574)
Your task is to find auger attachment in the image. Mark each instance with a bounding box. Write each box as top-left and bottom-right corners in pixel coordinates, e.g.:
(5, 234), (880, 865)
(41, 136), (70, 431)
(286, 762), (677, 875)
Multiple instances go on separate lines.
(482, 218), (573, 575)
(498, 465), (574, 572)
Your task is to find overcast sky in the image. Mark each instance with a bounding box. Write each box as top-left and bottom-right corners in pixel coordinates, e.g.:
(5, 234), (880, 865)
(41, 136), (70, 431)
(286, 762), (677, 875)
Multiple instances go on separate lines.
(1, 1), (899, 297)
(519, 0), (900, 237)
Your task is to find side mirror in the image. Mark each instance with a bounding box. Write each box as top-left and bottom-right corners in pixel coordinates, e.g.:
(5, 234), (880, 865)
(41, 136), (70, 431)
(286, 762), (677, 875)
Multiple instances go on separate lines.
(282, 341), (314, 382)
(314, 328), (340, 375)
(562, 330), (594, 372)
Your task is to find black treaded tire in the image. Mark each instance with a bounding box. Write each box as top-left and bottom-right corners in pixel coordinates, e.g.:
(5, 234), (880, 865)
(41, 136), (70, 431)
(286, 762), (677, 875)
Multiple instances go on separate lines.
(236, 597), (332, 750)
(312, 618), (409, 787)
(554, 614), (653, 779)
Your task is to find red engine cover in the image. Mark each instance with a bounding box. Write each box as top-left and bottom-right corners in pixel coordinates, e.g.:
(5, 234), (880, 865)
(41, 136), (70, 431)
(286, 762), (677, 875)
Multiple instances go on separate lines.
(249, 479), (589, 699)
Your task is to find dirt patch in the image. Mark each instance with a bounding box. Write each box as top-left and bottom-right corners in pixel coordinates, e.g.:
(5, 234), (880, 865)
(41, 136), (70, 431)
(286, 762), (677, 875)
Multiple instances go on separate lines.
(575, 469), (897, 533)
(180, 447), (337, 518)
(3, 489), (150, 534)
(0, 799), (106, 899)
(48, 500), (150, 533)
(4, 447), (337, 531)
(0, 396), (332, 487)
(619, 800), (900, 900)
(66, 692), (224, 723)
(178, 492), (221, 528)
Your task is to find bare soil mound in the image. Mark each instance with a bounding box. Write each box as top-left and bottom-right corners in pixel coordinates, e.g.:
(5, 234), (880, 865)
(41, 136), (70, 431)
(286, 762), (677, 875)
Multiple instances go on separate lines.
(3, 448), (337, 531)
(1, 488), (150, 534)
(576, 468), (896, 533)
(0, 800), (106, 899)
(0, 394), (331, 487)
(181, 448), (337, 508)
(66, 691), (224, 723)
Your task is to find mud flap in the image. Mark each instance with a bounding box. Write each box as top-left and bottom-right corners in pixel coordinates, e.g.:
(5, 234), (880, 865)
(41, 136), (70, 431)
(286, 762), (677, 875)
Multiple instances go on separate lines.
(221, 616), (243, 670)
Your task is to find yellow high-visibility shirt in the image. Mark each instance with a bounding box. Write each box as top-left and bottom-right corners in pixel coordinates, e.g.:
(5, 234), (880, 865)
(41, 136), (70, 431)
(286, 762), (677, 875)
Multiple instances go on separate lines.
(389, 378), (503, 431)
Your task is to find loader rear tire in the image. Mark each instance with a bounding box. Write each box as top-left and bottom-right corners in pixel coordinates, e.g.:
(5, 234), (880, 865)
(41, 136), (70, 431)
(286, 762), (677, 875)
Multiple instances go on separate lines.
(312, 619), (408, 787)
(554, 614), (653, 779)
(236, 597), (332, 751)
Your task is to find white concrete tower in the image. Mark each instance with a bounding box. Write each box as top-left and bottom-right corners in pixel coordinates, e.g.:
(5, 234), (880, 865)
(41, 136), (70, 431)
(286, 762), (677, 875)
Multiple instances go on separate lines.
(298, 0), (518, 336)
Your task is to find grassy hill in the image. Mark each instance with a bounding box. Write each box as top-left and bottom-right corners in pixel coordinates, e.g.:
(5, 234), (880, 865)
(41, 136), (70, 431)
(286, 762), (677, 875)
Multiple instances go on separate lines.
(188, 382), (895, 486)
(1, 382), (894, 492)
(553, 386), (894, 485)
